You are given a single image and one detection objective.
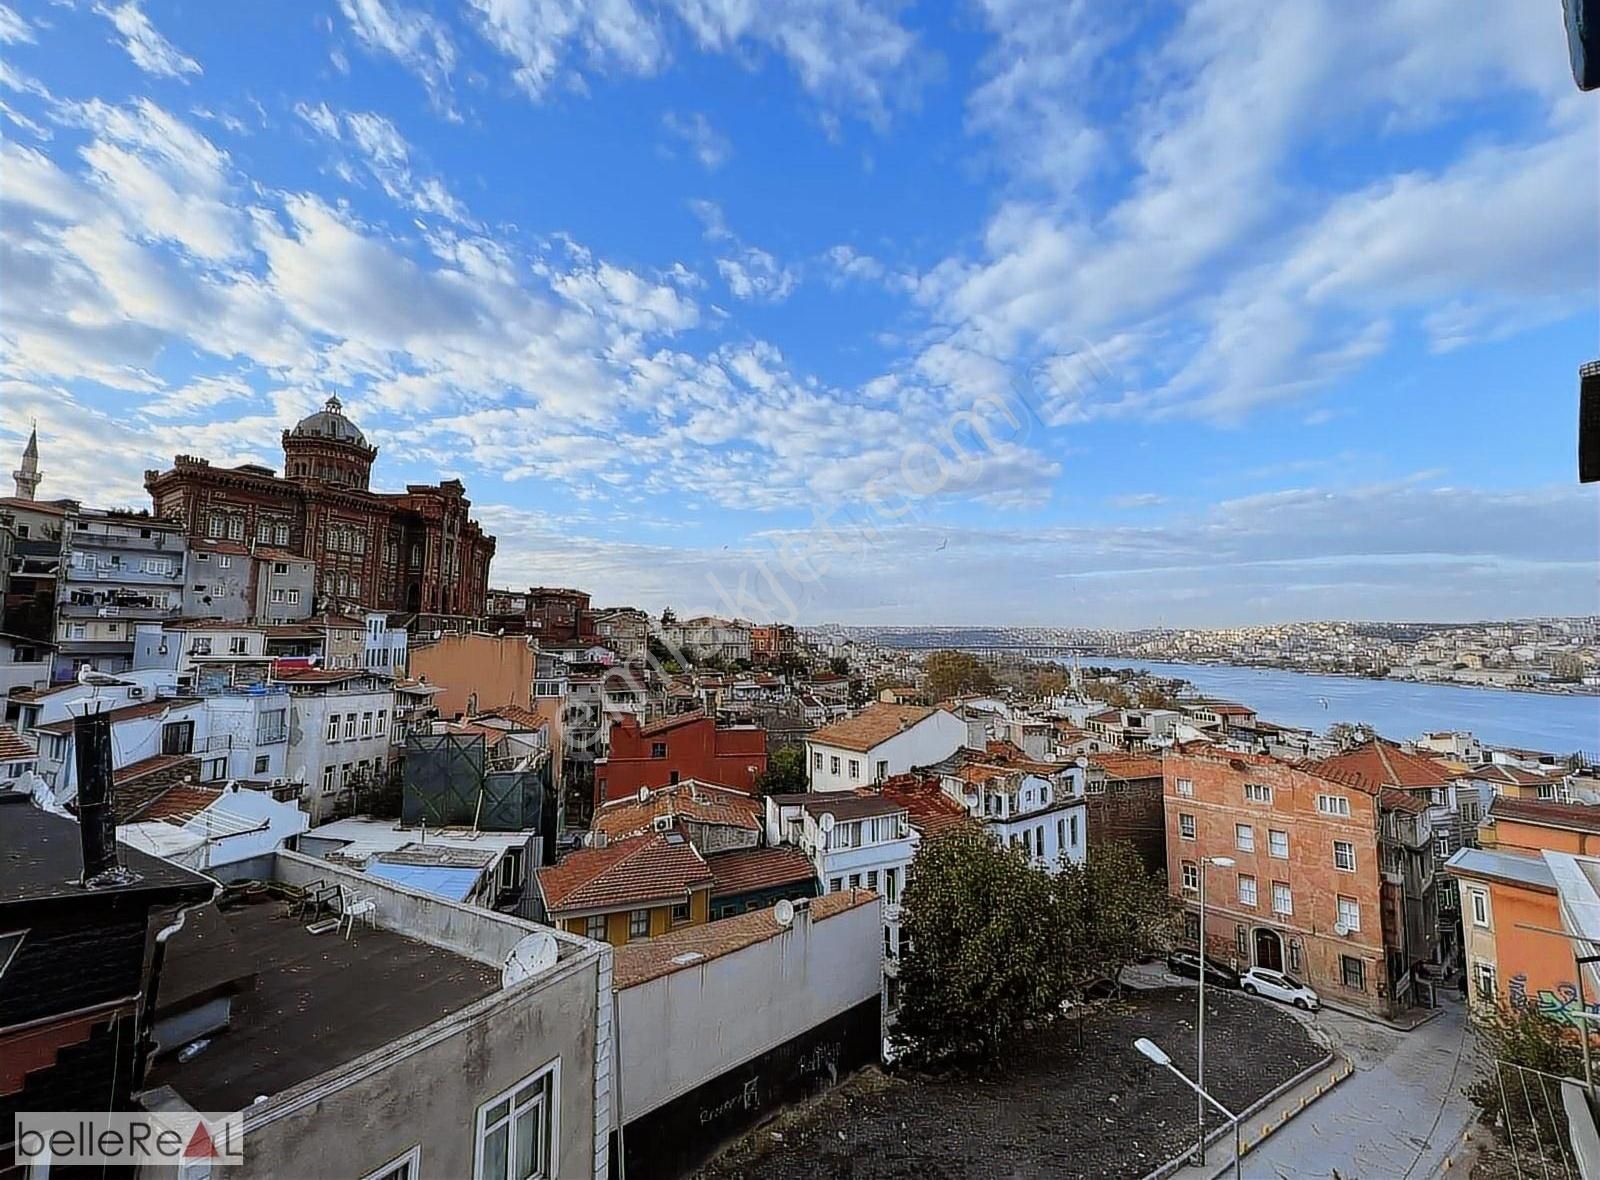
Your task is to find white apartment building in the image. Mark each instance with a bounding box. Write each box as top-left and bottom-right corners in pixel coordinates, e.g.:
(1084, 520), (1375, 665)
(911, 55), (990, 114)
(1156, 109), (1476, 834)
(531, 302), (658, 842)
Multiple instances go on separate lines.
(805, 703), (969, 792)
(942, 761), (1087, 873)
(55, 509), (186, 678)
(659, 616), (753, 663)
(363, 610), (408, 674)
(133, 620), (270, 676)
(765, 791), (914, 1003)
(279, 667), (398, 822)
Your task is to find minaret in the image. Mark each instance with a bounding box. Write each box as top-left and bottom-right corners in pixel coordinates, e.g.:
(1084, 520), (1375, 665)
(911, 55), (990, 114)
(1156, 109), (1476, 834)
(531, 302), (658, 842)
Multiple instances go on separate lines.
(12, 424), (42, 500)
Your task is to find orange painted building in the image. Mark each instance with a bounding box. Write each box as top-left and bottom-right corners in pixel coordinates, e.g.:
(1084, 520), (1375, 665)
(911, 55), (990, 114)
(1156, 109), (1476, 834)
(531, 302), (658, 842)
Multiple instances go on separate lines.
(1446, 797), (1600, 1027)
(1164, 750), (1396, 1016)
(406, 632), (537, 720)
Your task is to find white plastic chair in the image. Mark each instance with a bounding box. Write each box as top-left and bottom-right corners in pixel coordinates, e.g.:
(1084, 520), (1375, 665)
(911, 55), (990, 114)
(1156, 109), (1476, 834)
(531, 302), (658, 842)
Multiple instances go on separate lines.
(341, 895), (377, 939)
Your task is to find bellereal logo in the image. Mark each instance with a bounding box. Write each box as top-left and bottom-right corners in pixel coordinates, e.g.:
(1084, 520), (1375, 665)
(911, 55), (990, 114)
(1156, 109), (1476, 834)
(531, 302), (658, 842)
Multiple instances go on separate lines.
(15, 1111), (245, 1166)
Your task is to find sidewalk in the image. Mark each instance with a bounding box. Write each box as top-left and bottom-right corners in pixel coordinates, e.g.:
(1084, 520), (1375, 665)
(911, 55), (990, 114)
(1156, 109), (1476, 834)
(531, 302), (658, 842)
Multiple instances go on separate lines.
(1157, 1057), (1355, 1180)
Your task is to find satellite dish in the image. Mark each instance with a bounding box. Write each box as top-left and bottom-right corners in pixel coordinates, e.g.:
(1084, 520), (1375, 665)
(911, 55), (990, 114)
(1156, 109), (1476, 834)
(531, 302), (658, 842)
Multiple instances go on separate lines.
(1333, 922), (1350, 938)
(504, 932), (559, 983)
(637, 785), (651, 804)
(774, 899), (795, 928)
(819, 812), (836, 834)
(1075, 757), (1089, 768)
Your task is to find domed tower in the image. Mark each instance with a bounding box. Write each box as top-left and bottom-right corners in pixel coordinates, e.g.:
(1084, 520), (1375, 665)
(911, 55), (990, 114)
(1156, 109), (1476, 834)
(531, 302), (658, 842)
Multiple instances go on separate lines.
(282, 395), (377, 489)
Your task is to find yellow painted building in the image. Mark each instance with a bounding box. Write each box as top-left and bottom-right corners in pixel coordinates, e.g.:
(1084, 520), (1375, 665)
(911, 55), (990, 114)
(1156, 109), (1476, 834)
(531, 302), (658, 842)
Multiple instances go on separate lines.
(536, 829), (714, 948)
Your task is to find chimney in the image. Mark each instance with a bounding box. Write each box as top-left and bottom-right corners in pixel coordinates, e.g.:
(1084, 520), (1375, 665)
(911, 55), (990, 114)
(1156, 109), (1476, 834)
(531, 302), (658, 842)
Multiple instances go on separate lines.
(73, 711), (138, 887)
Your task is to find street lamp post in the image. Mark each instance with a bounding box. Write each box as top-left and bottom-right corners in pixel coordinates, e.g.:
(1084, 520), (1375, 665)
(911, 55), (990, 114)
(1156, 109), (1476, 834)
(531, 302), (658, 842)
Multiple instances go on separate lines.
(1135, 1037), (1242, 1179)
(1194, 854), (1235, 1167)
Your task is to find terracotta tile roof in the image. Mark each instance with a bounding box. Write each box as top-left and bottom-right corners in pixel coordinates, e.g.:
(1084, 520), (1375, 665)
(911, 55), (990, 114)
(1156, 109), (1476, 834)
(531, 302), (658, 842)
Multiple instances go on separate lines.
(1307, 740), (1452, 791)
(1087, 709), (1123, 723)
(33, 697), (201, 736)
(1197, 701), (1255, 716)
(113, 753), (198, 787)
(1090, 752), (1164, 780)
(980, 741), (1070, 774)
(877, 774), (971, 838)
(612, 891), (876, 989)
(638, 710), (709, 736)
(536, 830), (712, 914)
(1490, 796), (1600, 835)
(11, 683), (83, 703)
(0, 723), (37, 762)
(807, 704), (939, 753)
(1379, 787), (1429, 815)
(706, 846), (817, 898)
(593, 781), (760, 841)
(270, 667), (372, 684)
(134, 783), (223, 823)
(1470, 764), (1557, 787)
(472, 704), (548, 731)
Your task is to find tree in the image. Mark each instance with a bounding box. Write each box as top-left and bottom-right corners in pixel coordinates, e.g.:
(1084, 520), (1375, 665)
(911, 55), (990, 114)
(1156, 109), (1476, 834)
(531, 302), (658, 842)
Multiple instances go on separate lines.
(892, 827), (1074, 1066)
(827, 655), (852, 677)
(659, 606), (676, 627)
(754, 745), (808, 795)
(1056, 841), (1176, 993)
(922, 650), (997, 702)
(1135, 682), (1176, 710)
(1465, 1002), (1586, 1149)
(1085, 680), (1131, 708)
(1032, 670), (1069, 697)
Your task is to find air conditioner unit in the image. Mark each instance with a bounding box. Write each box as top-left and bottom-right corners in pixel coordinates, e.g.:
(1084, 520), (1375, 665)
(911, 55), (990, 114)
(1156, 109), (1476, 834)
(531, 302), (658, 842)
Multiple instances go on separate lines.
(127, 686), (145, 699)
(651, 815), (672, 833)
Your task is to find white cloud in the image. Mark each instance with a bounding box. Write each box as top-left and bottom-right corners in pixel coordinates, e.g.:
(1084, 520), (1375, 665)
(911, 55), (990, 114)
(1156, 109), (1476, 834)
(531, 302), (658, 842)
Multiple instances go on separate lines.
(0, 3), (35, 44)
(74, 98), (245, 261)
(93, 1), (202, 79)
(297, 104), (477, 227)
(716, 247), (797, 303)
(468, 0), (667, 99)
(462, 0), (926, 121)
(662, 110), (731, 170)
(337, 0), (458, 112)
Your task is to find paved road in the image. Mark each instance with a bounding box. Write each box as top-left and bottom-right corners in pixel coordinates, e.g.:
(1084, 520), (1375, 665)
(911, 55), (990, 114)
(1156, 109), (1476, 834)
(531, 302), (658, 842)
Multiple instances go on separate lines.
(1243, 995), (1477, 1179)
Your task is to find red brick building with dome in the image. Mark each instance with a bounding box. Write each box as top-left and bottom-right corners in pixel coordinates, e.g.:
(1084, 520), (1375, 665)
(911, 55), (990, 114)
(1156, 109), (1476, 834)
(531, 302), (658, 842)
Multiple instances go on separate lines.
(144, 396), (495, 617)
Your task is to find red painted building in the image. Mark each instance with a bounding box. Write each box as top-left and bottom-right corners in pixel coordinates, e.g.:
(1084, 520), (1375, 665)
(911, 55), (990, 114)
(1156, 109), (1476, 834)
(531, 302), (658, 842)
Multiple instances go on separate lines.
(144, 397), (494, 617)
(597, 712), (767, 803)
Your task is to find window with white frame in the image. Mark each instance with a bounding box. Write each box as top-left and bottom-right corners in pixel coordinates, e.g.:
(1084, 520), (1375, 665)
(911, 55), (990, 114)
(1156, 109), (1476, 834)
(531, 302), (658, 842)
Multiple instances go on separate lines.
(326, 714), (340, 743)
(376, 709), (388, 737)
(1336, 895), (1360, 932)
(830, 756), (841, 775)
(1316, 794), (1351, 817)
(1175, 777), (1193, 797)
(1178, 813), (1196, 840)
(1271, 881), (1293, 915)
(1243, 782), (1272, 804)
(362, 1145), (420, 1180)
(1235, 823), (1254, 852)
(1475, 961), (1497, 1001)
(848, 759), (860, 779)
(345, 713), (357, 740)
(1180, 861), (1198, 892)
(1471, 889), (1489, 927)
(1435, 833), (1451, 858)
(813, 752), (823, 770)
(361, 712), (373, 738)
(1237, 875), (1257, 907)
(628, 909), (649, 939)
(1333, 840), (1356, 871)
(1268, 829), (1289, 859)
(584, 915), (606, 940)
(474, 1062), (557, 1180)
(321, 766), (335, 794)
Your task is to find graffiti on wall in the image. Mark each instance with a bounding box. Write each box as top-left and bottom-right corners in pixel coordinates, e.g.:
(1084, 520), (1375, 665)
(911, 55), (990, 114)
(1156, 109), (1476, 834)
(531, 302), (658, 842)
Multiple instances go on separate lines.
(1510, 973), (1600, 1028)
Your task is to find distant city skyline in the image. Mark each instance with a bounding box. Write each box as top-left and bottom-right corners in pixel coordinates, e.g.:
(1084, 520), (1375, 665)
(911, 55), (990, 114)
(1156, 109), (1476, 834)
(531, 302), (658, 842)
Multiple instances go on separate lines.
(2, 1), (1597, 625)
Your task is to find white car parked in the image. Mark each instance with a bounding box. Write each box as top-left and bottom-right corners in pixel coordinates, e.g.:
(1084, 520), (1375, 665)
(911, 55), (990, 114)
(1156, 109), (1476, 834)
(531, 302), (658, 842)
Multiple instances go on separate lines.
(1240, 967), (1321, 1010)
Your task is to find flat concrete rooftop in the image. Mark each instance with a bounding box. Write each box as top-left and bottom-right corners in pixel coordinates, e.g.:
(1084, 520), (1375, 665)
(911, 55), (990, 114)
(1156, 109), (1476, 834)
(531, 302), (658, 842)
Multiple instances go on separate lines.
(147, 899), (499, 1111)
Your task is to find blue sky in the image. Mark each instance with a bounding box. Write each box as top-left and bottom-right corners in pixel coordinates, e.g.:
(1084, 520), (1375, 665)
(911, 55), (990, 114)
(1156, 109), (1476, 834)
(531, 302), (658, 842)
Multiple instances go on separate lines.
(2, 0), (1597, 626)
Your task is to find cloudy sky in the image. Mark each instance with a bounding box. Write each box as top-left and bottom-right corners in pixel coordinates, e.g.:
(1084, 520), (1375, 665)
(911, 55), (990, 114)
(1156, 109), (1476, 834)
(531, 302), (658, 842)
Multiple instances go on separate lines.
(2, 0), (1597, 626)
